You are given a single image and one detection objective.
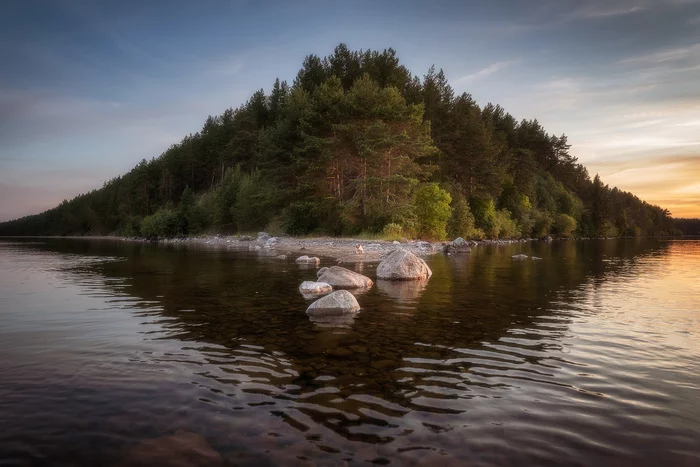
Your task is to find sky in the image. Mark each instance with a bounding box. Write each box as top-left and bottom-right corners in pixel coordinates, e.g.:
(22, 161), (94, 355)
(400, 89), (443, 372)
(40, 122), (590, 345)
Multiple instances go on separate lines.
(1, 0), (699, 221)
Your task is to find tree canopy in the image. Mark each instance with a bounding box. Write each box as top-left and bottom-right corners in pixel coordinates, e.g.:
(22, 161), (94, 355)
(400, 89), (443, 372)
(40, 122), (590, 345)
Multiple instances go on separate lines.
(0, 44), (678, 239)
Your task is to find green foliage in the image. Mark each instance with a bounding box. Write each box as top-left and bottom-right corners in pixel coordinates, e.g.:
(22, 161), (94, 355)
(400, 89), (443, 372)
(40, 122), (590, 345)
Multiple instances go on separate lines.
(140, 208), (185, 238)
(554, 213), (577, 237)
(470, 197), (497, 236)
(232, 170), (280, 231)
(412, 183), (452, 240)
(282, 202), (318, 235)
(178, 186), (206, 234)
(0, 44), (677, 240)
(213, 166), (244, 228)
(493, 209), (520, 238)
(532, 210), (554, 238)
(382, 222), (404, 240)
(447, 191), (483, 239)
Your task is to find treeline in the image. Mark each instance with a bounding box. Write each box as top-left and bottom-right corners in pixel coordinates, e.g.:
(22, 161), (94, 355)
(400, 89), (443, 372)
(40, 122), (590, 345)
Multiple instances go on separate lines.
(674, 218), (700, 236)
(0, 44), (678, 240)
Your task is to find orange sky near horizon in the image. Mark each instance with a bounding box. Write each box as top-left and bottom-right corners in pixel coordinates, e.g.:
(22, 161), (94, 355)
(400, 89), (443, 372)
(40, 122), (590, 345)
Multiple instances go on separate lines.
(586, 153), (700, 218)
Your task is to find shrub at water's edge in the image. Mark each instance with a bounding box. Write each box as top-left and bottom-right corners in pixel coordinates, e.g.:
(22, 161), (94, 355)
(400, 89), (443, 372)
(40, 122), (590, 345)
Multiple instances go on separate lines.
(0, 44), (679, 239)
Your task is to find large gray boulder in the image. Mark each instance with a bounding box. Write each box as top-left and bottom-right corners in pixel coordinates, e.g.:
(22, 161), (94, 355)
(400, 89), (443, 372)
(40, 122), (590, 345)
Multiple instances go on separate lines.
(299, 281), (332, 295)
(317, 266), (373, 289)
(306, 290), (361, 316)
(377, 248), (432, 281)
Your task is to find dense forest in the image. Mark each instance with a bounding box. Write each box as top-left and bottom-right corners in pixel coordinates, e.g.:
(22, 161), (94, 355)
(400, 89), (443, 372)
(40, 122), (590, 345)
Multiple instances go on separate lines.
(674, 219), (700, 236)
(0, 44), (679, 240)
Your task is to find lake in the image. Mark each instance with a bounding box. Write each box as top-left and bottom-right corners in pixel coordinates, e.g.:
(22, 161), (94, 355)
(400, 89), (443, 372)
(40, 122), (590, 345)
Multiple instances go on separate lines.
(0, 238), (699, 466)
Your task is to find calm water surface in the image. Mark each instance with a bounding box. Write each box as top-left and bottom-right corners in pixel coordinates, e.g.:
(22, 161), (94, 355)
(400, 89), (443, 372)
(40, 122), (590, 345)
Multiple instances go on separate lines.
(0, 238), (699, 466)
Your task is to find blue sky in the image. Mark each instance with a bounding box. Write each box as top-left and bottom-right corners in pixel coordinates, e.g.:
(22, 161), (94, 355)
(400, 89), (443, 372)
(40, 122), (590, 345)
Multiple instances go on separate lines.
(1, 0), (699, 220)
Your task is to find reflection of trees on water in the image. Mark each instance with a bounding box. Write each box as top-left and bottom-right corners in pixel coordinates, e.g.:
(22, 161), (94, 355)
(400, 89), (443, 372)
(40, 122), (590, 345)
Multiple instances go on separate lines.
(32, 238), (672, 449)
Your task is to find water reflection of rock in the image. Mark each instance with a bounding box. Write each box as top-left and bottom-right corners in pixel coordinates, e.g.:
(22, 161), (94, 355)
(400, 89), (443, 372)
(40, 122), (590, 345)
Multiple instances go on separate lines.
(308, 313), (357, 328)
(376, 279), (428, 305)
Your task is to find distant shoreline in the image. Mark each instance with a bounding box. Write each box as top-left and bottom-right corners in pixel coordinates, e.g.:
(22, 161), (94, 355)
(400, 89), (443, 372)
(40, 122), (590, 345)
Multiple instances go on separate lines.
(2, 234), (694, 263)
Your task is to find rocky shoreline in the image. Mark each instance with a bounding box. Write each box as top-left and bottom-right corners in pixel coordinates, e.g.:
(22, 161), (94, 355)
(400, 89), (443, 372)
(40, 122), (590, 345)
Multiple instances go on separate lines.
(115, 232), (545, 263)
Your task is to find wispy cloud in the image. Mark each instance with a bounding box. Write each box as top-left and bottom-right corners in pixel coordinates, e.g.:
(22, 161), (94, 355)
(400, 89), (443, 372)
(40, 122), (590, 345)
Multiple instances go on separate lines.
(585, 153), (700, 216)
(567, 4), (645, 20)
(453, 60), (517, 85)
(620, 43), (700, 66)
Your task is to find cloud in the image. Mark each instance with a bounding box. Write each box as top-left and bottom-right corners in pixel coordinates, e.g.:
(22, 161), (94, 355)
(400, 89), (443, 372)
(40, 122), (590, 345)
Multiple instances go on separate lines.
(585, 154), (700, 217)
(567, 4), (645, 20)
(453, 60), (517, 85)
(620, 43), (700, 66)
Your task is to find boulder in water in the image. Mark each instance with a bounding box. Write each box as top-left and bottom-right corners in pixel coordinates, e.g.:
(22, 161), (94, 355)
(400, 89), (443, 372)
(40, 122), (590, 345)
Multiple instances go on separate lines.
(512, 254), (528, 259)
(444, 237), (471, 254)
(306, 290), (360, 316)
(317, 266), (373, 289)
(296, 255), (321, 264)
(299, 281), (332, 295)
(316, 267), (329, 278)
(376, 248), (432, 281)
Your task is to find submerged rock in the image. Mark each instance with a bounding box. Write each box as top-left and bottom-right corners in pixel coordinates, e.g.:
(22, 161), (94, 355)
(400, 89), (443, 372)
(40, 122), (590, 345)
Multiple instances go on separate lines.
(117, 430), (223, 467)
(531, 256), (543, 260)
(376, 248), (432, 281)
(299, 281), (333, 295)
(295, 255), (321, 264)
(317, 266), (373, 289)
(444, 237), (471, 254)
(512, 254), (529, 259)
(306, 290), (360, 316)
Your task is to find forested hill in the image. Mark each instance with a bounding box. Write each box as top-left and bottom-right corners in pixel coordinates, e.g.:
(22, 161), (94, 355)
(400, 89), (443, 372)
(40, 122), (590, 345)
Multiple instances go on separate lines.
(0, 44), (678, 240)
